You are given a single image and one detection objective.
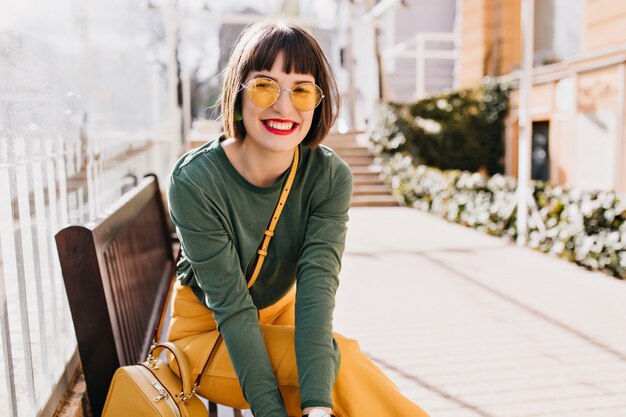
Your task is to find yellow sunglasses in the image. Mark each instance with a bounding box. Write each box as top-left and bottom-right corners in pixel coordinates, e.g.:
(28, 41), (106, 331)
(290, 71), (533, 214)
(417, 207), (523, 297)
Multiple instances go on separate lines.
(242, 77), (325, 112)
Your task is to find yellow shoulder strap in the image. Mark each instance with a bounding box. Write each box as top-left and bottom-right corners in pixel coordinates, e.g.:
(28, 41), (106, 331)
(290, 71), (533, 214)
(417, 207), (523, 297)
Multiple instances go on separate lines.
(246, 146), (299, 288)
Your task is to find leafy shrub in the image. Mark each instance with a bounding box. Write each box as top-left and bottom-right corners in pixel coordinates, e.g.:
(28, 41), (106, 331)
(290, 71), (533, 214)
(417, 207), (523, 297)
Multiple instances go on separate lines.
(377, 153), (626, 279)
(370, 80), (510, 175)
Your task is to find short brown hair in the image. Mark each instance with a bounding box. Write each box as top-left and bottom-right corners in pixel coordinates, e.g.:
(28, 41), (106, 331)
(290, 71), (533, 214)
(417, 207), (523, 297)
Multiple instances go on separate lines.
(220, 22), (339, 147)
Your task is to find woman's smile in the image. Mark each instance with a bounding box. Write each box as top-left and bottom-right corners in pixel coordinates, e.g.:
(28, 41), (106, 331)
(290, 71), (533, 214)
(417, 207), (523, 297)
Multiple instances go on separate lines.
(262, 118), (300, 135)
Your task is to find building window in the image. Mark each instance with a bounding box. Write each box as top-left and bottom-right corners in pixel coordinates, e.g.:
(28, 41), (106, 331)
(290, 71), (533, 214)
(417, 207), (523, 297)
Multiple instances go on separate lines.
(534, 0), (583, 65)
(531, 121), (550, 181)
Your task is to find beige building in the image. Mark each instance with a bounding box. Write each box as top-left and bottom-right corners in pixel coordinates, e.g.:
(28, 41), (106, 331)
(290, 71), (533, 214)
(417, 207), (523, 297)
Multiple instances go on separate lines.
(459, 0), (626, 193)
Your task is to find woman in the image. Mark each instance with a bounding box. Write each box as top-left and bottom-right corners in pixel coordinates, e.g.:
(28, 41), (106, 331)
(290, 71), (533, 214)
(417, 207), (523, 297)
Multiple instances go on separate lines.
(167, 21), (430, 417)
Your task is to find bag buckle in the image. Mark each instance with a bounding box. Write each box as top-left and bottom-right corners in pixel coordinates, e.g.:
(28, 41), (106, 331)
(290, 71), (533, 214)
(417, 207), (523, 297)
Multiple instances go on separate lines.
(179, 384), (198, 404)
(146, 354), (159, 369)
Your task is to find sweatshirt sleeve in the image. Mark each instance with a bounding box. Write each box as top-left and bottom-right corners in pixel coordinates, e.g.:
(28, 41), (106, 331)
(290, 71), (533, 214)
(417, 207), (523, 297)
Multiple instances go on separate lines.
(167, 173), (289, 417)
(294, 160), (353, 409)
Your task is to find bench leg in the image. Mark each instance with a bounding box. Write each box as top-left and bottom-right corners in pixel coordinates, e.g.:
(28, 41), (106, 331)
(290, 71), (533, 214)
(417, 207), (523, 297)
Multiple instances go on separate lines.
(207, 400), (249, 417)
(208, 401), (218, 417)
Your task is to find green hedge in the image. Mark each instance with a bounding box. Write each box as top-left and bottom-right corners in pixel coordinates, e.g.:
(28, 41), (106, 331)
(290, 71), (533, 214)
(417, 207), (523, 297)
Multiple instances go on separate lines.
(378, 153), (626, 279)
(370, 81), (509, 174)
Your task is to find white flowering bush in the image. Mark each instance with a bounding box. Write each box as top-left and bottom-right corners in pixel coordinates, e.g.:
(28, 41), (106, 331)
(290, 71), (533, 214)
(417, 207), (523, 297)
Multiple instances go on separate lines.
(376, 153), (626, 279)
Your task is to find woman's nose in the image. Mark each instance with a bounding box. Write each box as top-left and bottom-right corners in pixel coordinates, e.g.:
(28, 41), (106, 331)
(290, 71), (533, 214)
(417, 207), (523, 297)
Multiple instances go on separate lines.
(272, 89), (295, 114)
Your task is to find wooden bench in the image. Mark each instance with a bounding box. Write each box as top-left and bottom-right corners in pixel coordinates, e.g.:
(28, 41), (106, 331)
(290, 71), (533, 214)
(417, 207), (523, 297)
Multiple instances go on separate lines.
(55, 175), (174, 416)
(55, 175), (247, 417)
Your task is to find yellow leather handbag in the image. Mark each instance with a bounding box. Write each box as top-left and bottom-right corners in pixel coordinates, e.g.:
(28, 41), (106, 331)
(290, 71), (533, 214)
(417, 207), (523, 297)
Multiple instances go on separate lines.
(101, 342), (208, 417)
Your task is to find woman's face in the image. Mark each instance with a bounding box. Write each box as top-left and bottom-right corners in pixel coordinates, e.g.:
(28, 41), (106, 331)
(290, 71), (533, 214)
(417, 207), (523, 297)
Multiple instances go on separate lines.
(241, 51), (315, 154)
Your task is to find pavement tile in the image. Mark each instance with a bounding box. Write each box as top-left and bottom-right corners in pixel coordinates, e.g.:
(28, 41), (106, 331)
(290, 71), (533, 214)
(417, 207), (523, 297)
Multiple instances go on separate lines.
(334, 208), (626, 417)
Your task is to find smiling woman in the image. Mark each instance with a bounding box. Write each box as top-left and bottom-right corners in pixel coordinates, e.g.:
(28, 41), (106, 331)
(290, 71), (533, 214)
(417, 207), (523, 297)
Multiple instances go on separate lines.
(165, 21), (430, 417)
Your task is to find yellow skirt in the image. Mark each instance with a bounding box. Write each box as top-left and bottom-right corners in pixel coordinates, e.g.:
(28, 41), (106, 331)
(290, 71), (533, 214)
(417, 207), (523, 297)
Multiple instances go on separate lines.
(166, 281), (430, 417)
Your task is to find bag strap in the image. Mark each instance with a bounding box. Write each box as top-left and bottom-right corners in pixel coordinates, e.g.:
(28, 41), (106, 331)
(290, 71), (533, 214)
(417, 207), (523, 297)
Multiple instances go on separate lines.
(246, 145), (300, 288)
(191, 147), (300, 387)
(152, 248), (182, 345)
(191, 147), (299, 388)
(152, 146), (300, 344)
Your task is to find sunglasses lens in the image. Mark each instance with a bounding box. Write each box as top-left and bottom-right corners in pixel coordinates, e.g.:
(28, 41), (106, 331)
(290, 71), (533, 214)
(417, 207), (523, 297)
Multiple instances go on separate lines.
(292, 83), (323, 111)
(246, 78), (279, 108)
(244, 78), (324, 111)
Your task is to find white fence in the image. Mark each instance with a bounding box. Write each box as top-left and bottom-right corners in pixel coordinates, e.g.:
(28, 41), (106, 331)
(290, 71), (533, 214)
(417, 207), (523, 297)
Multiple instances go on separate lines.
(0, 1), (179, 416)
(385, 31), (459, 100)
(0, 135), (172, 417)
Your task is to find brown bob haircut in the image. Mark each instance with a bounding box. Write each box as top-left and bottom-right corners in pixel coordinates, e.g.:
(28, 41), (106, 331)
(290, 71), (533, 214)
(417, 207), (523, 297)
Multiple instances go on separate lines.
(221, 22), (340, 147)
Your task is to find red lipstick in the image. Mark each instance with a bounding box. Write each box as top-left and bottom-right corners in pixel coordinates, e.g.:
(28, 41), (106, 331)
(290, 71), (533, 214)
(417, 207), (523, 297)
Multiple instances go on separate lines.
(262, 119), (299, 136)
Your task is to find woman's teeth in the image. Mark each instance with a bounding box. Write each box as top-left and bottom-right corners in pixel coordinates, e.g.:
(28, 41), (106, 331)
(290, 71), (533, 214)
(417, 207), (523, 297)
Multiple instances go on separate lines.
(265, 120), (294, 130)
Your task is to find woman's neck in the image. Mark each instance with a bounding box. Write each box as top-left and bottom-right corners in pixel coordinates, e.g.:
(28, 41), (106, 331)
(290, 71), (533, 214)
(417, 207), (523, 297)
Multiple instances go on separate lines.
(221, 138), (294, 187)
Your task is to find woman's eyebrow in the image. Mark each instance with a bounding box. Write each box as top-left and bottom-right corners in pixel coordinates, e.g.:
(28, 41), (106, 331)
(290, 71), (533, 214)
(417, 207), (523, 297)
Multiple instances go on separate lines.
(251, 74), (314, 84)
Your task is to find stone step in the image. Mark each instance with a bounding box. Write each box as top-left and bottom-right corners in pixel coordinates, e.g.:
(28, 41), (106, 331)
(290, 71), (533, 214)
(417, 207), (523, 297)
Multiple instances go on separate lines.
(326, 143), (359, 151)
(328, 133), (395, 207)
(190, 139), (208, 149)
(351, 166), (381, 175)
(325, 135), (359, 143)
(351, 195), (400, 207)
(325, 139), (360, 148)
(326, 131), (363, 140)
(331, 147), (372, 157)
(353, 176), (386, 186)
(341, 156), (375, 166)
(353, 184), (393, 196)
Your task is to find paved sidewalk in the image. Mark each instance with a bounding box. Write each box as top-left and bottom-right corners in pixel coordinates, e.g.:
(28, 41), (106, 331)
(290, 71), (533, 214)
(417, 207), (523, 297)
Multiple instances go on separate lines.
(333, 207), (626, 417)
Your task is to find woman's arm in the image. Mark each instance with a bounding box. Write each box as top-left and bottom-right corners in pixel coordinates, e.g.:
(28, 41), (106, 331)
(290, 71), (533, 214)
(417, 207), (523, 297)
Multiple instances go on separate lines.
(294, 158), (353, 411)
(168, 173), (289, 417)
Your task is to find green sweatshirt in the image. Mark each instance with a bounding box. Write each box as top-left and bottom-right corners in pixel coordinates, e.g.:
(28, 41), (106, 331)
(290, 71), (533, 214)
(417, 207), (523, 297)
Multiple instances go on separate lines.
(167, 137), (353, 417)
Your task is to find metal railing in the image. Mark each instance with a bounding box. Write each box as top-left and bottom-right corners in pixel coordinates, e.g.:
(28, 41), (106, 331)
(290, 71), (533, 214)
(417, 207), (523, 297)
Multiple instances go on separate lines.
(0, 132), (173, 417)
(384, 31), (459, 100)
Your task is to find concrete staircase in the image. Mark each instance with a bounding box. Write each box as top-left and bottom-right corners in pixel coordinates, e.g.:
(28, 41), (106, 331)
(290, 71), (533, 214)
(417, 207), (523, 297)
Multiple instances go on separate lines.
(324, 132), (399, 207)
